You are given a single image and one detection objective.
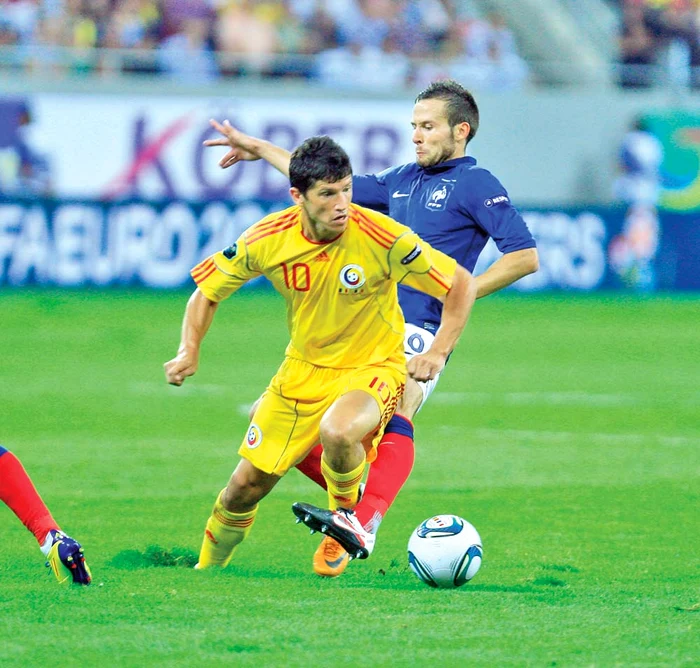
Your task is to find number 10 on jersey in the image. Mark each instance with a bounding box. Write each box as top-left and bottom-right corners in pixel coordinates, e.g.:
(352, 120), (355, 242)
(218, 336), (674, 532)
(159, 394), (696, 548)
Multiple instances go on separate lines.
(281, 262), (311, 292)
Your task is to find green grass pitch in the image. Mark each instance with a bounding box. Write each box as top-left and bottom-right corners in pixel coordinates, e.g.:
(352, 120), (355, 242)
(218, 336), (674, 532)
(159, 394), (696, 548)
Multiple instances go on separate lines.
(1, 289), (698, 666)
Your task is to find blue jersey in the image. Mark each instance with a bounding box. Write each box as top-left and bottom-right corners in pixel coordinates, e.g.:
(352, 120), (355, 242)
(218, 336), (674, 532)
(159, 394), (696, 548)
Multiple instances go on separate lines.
(353, 156), (535, 329)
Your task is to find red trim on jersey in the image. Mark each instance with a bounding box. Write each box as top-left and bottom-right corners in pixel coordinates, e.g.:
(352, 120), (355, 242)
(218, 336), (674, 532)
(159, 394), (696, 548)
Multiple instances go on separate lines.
(246, 210), (297, 243)
(247, 219), (294, 238)
(300, 226), (344, 245)
(429, 265), (452, 285)
(191, 258), (214, 279)
(352, 209), (395, 245)
(193, 264), (217, 284)
(250, 209), (297, 235)
(428, 267), (451, 292)
(247, 221), (296, 245)
(245, 212), (297, 244)
(356, 220), (393, 249)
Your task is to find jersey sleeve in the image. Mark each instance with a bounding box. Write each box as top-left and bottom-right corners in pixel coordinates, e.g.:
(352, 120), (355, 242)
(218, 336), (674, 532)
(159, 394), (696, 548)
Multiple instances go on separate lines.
(388, 230), (457, 299)
(353, 172), (390, 214)
(190, 236), (260, 302)
(465, 170), (536, 254)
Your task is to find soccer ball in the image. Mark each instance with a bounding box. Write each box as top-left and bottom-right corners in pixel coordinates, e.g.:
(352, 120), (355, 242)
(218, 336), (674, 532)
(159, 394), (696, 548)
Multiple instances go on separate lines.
(407, 515), (483, 588)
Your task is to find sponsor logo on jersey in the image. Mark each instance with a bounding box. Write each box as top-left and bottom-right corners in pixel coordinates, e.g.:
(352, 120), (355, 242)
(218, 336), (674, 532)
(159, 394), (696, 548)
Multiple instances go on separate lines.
(339, 264), (366, 290)
(315, 251), (330, 262)
(484, 195), (509, 208)
(222, 243), (238, 259)
(400, 243), (423, 265)
(246, 423), (262, 448)
(392, 191), (409, 198)
(425, 182), (455, 210)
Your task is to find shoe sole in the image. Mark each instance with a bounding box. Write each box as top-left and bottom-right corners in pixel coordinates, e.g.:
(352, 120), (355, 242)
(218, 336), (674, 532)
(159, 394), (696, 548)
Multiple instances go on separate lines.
(65, 548), (91, 585)
(292, 502), (369, 559)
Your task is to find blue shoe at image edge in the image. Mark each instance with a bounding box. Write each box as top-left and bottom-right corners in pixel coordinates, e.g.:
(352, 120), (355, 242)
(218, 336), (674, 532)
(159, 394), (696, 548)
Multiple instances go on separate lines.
(46, 530), (92, 585)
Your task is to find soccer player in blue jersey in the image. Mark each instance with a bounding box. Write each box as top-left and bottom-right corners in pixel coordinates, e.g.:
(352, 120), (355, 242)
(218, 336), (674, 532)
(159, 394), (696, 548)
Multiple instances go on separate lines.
(204, 79), (539, 576)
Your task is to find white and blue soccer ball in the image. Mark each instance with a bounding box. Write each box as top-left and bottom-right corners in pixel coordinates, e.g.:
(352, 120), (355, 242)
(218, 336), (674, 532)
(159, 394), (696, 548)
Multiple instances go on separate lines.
(407, 515), (483, 589)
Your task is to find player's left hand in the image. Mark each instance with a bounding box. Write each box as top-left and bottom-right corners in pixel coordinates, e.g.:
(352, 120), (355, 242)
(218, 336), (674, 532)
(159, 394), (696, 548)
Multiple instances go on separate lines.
(407, 351), (447, 382)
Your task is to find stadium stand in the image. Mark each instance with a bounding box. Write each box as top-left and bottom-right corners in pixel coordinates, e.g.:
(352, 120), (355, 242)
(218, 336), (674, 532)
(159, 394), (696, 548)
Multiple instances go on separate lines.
(0, 0), (531, 89)
(473, 0), (610, 85)
(1, 0), (698, 89)
(583, 0), (700, 89)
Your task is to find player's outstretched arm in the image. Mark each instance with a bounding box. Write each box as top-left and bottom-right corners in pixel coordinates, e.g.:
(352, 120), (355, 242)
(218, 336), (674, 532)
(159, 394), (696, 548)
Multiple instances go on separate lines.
(164, 289), (219, 386)
(476, 247), (538, 299)
(408, 266), (477, 382)
(203, 119), (292, 176)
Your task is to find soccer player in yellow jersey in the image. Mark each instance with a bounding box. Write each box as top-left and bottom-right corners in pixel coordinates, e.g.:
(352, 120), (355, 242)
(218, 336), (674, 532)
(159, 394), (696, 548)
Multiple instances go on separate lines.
(164, 136), (477, 571)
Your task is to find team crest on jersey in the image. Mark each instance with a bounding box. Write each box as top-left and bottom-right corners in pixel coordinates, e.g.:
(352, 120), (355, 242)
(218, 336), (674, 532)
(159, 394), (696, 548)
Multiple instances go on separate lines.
(339, 264), (366, 292)
(246, 423), (262, 449)
(425, 182), (455, 211)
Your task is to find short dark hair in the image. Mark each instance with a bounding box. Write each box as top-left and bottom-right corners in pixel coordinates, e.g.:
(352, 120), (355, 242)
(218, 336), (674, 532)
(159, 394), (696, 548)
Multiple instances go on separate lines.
(415, 80), (480, 144)
(289, 136), (352, 194)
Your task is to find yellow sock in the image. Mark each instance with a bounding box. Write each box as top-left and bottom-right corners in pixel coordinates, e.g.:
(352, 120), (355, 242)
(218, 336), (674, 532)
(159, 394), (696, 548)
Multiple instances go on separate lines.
(198, 490), (258, 568)
(321, 454), (365, 510)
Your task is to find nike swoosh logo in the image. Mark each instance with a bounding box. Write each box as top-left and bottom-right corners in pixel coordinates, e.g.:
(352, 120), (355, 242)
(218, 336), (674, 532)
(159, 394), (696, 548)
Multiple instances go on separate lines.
(325, 553), (348, 568)
(392, 191), (409, 198)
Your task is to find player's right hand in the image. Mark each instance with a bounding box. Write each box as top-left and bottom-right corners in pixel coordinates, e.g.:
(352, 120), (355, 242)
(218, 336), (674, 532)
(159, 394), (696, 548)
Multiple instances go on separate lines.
(163, 352), (198, 386)
(407, 349), (447, 382)
(203, 119), (262, 169)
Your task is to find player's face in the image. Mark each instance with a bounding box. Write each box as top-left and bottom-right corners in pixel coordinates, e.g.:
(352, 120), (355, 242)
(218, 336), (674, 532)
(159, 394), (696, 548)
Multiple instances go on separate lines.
(411, 99), (467, 167)
(292, 175), (353, 241)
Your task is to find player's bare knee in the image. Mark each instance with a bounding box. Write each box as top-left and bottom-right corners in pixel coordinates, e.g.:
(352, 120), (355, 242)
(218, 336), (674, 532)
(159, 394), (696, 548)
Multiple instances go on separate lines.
(319, 421), (354, 454)
(319, 414), (366, 462)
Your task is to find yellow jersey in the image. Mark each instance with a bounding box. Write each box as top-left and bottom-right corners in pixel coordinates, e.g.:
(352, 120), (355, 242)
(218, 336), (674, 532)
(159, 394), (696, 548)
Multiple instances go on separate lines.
(192, 203), (457, 369)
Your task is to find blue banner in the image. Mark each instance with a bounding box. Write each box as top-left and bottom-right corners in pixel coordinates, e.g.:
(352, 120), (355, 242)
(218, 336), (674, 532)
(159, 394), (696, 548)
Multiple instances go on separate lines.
(1, 198), (698, 291)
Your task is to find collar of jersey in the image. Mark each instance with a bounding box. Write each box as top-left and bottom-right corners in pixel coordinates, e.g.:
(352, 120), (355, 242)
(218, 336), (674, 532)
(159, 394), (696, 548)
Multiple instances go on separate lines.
(300, 226), (344, 245)
(420, 155), (476, 174)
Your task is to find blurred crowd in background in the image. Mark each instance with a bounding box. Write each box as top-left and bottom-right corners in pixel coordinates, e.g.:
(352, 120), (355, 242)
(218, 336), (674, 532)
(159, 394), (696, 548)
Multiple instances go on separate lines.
(617, 0), (700, 88)
(0, 0), (528, 90)
(1, 1), (699, 90)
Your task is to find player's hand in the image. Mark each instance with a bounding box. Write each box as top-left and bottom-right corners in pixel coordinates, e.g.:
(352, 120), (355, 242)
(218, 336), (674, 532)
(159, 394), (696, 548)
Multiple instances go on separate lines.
(203, 119), (262, 169)
(407, 351), (447, 382)
(163, 350), (199, 386)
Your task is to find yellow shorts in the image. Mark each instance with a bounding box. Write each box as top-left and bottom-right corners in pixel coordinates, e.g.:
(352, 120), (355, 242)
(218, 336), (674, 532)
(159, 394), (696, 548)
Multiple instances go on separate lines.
(238, 355), (405, 476)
